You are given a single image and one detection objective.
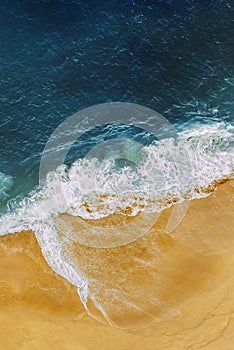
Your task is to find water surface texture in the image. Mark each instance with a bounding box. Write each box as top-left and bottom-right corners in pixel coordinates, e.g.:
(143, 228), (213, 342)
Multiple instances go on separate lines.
(1, 0), (233, 206)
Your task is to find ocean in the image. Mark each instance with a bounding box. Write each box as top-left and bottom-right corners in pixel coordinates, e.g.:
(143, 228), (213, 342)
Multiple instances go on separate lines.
(0, 0), (233, 329)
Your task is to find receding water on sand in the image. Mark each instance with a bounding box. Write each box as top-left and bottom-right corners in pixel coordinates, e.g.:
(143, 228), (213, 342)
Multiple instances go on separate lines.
(0, 180), (233, 333)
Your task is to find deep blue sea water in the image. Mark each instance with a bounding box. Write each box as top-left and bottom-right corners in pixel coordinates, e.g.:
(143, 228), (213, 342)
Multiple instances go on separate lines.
(1, 0), (234, 211)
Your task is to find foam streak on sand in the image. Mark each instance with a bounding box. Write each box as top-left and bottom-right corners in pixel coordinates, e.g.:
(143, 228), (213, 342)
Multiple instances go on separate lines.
(0, 180), (234, 349)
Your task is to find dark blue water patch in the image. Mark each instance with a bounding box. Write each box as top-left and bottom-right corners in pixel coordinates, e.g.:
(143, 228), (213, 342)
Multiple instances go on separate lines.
(0, 0), (233, 204)
(65, 122), (158, 163)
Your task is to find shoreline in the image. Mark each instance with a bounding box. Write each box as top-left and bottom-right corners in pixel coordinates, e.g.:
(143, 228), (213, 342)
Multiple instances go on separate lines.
(0, 179), (233, 349)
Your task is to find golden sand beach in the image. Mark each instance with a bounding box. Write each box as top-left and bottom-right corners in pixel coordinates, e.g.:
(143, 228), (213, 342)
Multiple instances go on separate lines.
(0, 179), (233, 349)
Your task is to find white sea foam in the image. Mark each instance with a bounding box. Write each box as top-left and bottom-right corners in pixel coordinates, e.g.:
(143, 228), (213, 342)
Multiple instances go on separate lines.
(0, 122), (233, 236)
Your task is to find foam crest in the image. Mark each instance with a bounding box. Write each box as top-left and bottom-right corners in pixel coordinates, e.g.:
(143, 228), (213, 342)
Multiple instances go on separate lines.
(0, 122), (233, 237)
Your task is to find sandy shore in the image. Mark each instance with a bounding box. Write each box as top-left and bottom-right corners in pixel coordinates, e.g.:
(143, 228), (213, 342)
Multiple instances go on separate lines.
(0, 179), (233, 349)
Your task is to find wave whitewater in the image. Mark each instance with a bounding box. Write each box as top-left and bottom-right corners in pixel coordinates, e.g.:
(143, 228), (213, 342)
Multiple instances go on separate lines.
(0, 121), (233, 235)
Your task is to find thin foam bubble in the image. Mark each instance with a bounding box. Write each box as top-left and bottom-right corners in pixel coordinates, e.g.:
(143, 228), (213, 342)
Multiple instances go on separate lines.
(0, 172), (13, 202)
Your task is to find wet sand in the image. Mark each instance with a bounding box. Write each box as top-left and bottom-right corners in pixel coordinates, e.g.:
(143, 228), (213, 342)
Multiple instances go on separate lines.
(0, 180), (233, 349)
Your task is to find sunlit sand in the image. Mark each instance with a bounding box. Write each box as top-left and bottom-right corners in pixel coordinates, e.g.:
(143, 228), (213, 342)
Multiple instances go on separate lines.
(0, 180), (233, 349)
